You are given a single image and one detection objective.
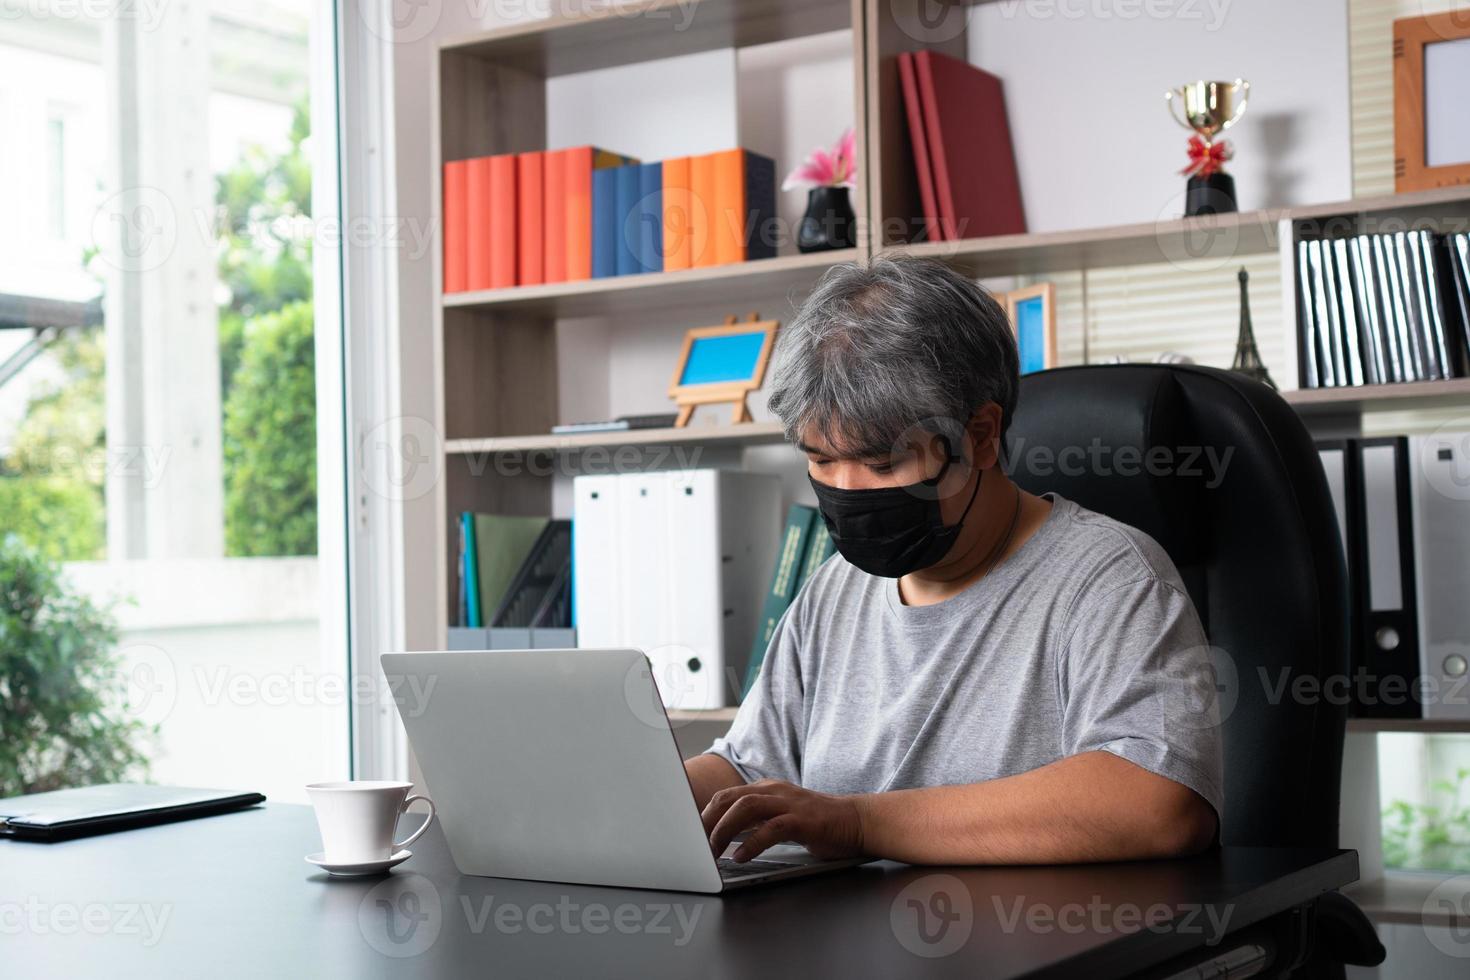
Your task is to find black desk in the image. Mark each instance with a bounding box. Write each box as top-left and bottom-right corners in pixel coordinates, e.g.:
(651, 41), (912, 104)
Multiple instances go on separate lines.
(2, 803), (1357, 979)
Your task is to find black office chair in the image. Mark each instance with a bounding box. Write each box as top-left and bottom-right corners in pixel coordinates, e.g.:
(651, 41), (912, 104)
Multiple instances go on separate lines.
(1006, 364), (1385, 978)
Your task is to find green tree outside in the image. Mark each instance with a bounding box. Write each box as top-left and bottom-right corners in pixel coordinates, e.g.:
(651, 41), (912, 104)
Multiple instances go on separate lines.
(0, 97), (316, 560)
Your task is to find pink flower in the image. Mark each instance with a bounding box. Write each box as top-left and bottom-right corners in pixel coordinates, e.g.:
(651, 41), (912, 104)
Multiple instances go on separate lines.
(782, 128), (857, 191)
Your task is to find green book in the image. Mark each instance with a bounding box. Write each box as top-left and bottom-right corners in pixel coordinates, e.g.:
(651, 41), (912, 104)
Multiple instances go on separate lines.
(794, 518), (834, 592)
(741, 504), (818, 698)
(472, 514), (550, 629)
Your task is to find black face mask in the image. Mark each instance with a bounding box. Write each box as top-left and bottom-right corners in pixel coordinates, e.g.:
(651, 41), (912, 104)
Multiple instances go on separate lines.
(809, 449), (984, 578)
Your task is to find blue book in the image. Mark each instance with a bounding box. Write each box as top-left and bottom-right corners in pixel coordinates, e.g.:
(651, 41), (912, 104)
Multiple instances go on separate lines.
(462, 512), (483, 627)
(636, 162), (663, 274)
(614, 164), (641, 277)
(591, 167), (619, 279)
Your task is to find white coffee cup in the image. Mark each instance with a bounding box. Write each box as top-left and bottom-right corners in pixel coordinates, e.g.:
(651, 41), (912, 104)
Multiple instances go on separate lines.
(305, 780), (436, 864)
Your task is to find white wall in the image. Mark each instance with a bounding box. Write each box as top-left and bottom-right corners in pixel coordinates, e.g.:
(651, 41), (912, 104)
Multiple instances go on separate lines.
(546, 49), (739, 161)
(967, 0), (1353, 230)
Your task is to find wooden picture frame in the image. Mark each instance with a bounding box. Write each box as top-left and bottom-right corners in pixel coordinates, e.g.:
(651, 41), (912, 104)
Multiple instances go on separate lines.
(1394, 11), (1470, 193)
(667, 314), (780, 427)
(1002, 283), (1057, 375)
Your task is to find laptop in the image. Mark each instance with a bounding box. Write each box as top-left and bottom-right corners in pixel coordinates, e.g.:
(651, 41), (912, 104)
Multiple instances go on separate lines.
(381, 648), (869, 893)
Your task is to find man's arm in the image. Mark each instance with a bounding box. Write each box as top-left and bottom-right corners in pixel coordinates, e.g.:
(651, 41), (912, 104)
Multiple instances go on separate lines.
(703, 751), (1217, 865)
(685, 753), (745, 811)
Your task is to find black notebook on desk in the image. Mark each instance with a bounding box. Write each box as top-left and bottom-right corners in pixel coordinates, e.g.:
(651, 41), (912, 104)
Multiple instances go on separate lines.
(0, 783), (265, 842)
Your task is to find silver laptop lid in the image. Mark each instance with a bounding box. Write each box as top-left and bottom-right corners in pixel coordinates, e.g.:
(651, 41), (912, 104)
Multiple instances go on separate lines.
(381, 648), (722, 893)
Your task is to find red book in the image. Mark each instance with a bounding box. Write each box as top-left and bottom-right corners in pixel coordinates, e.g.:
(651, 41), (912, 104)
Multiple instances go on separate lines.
(898, 52), (942, 242)
(517, 151), (544, 286)
(489, 154), (517, 288)
(913, 50), (1026, 241)
(465, 156), (494, 291)
(562, 147), (635, 281)
(442, 160), (468, 293)
(543, 149), (568, 283)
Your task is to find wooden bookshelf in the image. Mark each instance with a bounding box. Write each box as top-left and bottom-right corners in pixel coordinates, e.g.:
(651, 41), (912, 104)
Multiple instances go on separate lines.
(431, 0), (866, 629)
(1284, 378), (1470, 416)
(440, 0), (853, 77)
(445, 422), (786, 456)
(443, 249), (858, 318)
(431, 1), (1470, 638)
(892, 208), (1286, 279)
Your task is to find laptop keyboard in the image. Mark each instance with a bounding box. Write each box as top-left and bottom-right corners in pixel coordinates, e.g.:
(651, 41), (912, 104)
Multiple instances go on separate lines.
(717, 858), (793, 880)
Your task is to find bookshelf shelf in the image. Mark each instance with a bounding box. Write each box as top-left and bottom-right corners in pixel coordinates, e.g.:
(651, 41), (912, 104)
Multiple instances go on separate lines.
(446, 421), (787, 456)
(1283, 378), (1470, 415)
(440, 0), (852, 77)
(442, 250), (859, 318)
(1347, 717), (1470, 734)
(890, 209), (1286, 279)
(885, 185), (1470, 281)
(667, 708), (740, 724)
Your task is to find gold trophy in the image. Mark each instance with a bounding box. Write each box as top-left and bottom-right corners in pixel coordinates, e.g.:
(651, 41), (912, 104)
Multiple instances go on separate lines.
(1165, 79), (1249, 216)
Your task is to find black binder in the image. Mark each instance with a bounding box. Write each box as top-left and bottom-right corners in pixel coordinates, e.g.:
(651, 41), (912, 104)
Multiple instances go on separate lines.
(1347, 437), (1422, 719)
(0, 783), (265, 842)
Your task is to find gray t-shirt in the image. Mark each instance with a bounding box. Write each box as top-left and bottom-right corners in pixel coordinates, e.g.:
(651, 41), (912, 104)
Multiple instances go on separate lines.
(707, 494), (1224, 817)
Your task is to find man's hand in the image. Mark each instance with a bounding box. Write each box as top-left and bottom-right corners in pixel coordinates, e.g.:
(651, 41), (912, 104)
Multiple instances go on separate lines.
(701, 779), (866, 863)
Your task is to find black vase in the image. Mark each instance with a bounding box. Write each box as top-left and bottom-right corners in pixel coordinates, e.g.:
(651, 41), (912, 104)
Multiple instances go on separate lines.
(1185, 172), (1237, 217)
(797, 186), (857, 253)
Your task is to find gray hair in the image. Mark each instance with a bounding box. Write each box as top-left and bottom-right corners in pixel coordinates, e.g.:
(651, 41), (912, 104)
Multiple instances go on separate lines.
(767, 254), (1020, 457)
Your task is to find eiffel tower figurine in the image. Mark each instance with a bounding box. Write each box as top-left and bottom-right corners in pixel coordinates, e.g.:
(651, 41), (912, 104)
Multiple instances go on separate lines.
(1231, 267), (1276, 389)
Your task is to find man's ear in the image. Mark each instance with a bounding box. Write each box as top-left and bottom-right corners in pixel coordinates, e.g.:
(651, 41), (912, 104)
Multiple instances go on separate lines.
(967, 404), (1004, 470)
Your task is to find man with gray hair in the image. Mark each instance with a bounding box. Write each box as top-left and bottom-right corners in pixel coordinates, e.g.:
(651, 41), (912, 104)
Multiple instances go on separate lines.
(685, 255), (1222, 867)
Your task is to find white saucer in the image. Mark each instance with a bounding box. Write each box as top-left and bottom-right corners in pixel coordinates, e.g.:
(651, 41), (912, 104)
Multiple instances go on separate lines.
(305, 849), (412, 877)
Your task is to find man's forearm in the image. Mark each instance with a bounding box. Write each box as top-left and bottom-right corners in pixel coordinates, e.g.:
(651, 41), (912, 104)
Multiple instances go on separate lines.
(685, 753), (744, 810)
(852, 751), (1217, 865)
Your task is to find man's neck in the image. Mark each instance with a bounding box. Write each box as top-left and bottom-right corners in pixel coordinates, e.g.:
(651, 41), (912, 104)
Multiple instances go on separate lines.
(897, 473), (1050, 607)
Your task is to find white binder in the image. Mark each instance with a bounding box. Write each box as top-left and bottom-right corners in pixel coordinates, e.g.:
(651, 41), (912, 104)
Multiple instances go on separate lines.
(1409, 432), (1470, 720)
(573, 469), (780, 708)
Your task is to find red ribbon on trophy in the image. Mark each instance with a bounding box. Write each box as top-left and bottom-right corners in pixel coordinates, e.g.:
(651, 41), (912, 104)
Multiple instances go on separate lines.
(1180, 135), (1234, 178)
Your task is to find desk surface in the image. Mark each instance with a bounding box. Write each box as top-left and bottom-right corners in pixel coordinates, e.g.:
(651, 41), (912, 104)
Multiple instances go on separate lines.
(2, 803), (1357, 979)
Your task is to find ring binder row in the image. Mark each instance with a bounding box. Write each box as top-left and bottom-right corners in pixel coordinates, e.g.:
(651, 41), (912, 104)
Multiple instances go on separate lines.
(572, 470), (781, 710)
(1294, 231), (1470, 389)
(1317, 434), (1470, 719)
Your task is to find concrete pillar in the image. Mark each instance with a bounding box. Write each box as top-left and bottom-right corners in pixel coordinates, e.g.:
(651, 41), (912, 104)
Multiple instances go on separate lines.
(101, 1), (223, 559)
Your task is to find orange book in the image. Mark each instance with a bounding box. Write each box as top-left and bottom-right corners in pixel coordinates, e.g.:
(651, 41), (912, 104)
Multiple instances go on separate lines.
(442, 160), (468, 293)
(465, 156), (494, 291)
(543, 149), (569, 283)
(517, 151), (544, 286)
(711, 149), (746, 266)
(562, 147), (636, 281)
(489, 154), (517, 288)
(661, 156), (692, 272)
(711, 148), (777, 264)
(689, 152), (718, 267)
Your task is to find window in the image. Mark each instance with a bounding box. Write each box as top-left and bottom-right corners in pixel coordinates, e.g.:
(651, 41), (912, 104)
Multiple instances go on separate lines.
(46, 114), (65, 240)
(1380, 733), (1470, 873)
(0, 2), (346, 804)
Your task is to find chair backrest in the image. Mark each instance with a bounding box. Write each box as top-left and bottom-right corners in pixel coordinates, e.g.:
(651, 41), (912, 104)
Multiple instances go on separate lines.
(1007, 364), (1348, 849)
